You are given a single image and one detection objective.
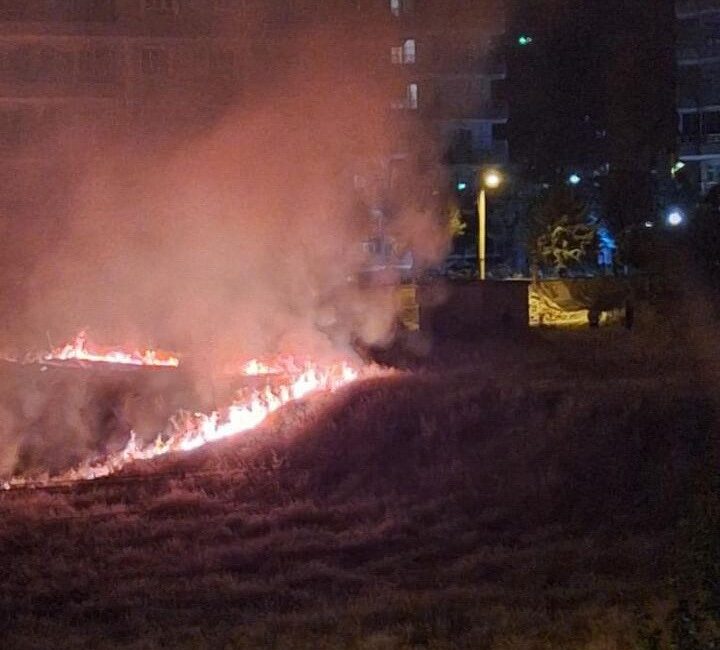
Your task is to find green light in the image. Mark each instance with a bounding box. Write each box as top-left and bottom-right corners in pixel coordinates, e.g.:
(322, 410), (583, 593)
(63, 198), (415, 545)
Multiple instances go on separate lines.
(671, 161), (685, 176)
(518, 35), (533, 46)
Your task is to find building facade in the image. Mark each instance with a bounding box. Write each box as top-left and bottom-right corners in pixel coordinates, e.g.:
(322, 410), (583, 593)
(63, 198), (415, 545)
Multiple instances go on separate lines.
(0, 1), (506, 150)
(0, 0), (508, 271)
(677, 0), (720, 196)
(375, 0), (509, 271)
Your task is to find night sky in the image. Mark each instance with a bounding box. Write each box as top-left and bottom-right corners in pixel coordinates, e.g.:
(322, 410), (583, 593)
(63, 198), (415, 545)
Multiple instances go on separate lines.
(508, 0), (676, 207)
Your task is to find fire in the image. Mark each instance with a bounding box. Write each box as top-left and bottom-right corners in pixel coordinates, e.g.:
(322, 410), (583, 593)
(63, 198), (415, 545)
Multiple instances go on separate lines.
(241, 358), (282, 376)
(43, 330), (180, 368)
(2, 358), (383, 490)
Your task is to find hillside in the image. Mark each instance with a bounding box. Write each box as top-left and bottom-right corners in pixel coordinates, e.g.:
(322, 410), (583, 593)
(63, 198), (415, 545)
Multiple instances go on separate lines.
(0, 322), (718, 649)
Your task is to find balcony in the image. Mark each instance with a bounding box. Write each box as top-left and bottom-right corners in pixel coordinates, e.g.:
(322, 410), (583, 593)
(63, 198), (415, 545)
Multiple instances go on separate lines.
(677, 0), (720, 18)
(445, 140), (509, 166)
(677, 95), (720, 111)
(424, 94), (508, 121)
(677, 39), (720, 63)
(418, 52), (506, 79)
(0, 0), (117, 23)
(679, 132), (720, 157)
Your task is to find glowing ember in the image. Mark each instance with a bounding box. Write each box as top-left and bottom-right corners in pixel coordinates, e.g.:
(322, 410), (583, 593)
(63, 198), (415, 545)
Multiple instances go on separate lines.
(2, 359), (384, 490)
(241, 358), (282, 376)
(43, 330), (180, 368)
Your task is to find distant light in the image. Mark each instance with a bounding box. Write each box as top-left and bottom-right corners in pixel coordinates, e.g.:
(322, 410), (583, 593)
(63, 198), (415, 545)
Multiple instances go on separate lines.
(518, 35), (533, 46)
(671, 161), (686, 176)
(568, 173), (581, 185)
(483, 170), (503, 189)
(644, 220), (654, 228)
(457, 182), (467, 191)
(666, 210), (684, 227)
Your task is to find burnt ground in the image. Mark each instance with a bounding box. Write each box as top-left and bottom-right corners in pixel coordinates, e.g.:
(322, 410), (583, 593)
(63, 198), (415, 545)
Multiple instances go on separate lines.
(0, 311), (719, 649)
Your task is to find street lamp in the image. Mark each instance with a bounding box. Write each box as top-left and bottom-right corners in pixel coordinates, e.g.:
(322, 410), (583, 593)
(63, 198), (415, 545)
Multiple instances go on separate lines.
(666, 209), (685, 227)
(477, 168), (503, 280)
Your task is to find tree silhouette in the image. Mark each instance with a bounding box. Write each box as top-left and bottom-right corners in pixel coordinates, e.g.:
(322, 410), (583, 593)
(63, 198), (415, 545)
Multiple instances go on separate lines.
(529, 187), (596, 276)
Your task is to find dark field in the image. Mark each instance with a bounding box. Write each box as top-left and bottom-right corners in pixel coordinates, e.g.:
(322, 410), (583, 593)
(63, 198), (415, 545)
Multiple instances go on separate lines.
(1, 315), (719, 649)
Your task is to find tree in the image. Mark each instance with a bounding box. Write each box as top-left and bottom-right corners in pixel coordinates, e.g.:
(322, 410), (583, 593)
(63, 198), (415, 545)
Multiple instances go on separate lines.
(529, 187), (597, 277)
(446, 199), (467, 239)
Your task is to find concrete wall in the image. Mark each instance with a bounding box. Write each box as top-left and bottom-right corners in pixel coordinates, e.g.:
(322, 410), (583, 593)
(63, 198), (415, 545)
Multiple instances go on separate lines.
(418, 280), (529, 338)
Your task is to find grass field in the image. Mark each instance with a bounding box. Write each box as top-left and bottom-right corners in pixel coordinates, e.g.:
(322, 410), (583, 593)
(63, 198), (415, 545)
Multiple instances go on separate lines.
(1, 311), (718, 649)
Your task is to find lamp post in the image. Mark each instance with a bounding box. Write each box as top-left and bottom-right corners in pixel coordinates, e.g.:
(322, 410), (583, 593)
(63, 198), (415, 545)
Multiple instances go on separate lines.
(476, 169), (503, 280)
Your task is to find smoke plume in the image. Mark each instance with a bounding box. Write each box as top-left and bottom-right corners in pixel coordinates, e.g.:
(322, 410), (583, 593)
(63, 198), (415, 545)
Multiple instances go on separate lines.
(0, 15), (450, 478)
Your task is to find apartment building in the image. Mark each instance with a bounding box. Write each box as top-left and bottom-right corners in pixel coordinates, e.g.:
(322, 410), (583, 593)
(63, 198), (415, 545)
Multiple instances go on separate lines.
(677, 0), (720, 195)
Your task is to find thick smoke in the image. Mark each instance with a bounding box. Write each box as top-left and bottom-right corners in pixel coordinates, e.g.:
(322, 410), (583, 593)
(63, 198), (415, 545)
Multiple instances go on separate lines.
(26, 49), (446, 364)
(0, 16), (450, 477)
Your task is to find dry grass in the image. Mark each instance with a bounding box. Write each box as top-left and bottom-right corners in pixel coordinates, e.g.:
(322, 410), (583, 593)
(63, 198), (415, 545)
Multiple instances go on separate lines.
(0, 318), (718, 648)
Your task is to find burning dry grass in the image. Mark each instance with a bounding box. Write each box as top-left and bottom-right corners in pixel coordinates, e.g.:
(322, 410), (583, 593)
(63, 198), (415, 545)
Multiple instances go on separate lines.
(0, 324), (718, 648)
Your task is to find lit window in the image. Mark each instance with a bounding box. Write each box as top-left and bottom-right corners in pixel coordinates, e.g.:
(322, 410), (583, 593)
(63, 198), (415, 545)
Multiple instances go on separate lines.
(402, 39), (416, 64)
(391, 83), (419, 110)
(391, 40), (416, 65)
(389, 0), (413, 16)
(407, 83), (418, 109)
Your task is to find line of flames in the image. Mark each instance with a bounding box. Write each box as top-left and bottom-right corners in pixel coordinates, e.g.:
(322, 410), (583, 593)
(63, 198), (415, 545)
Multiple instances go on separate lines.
(44, 330), (180, 367)
(1, 330), (180, 368)
(2, 360), (381, 490)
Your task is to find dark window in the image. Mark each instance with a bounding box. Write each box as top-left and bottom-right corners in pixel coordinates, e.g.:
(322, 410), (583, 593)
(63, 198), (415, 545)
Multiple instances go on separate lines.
(144, 0), (179, 15)
(37, 49), (75, 82)
(0, 47), (75, 83)
(209, 49), (235, 77)
(704, 110), (720, 135)
(214, 0), (239, 9)
(492, 78), (508, 103)
(64, 1), (116, 22)
(141, 48), (169, 76)
(449, 128), (474, 163)
(14, 47), (42, 83)
(0, 109), (28, 147)
(0, 1), (116, 22)
(78, 48), (118, 83)
(0, 0), (29, 20)
(682, 113), (700, 136)
(492, 122), (508, 140)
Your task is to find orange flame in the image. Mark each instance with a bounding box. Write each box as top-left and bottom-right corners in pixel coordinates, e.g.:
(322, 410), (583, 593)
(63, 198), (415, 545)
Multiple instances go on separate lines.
(43, 330), (180, 368)
(2, 358), (385, 490)
(241, 358), (282, 376)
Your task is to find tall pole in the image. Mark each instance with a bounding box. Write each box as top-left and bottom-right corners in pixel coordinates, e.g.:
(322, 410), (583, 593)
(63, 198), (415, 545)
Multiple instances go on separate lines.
(477, 188), (486, 280)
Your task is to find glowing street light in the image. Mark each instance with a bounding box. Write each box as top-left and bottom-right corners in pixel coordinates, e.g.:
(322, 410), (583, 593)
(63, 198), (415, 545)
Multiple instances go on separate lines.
(483, 169), (502, 189)
(518, 35), (533, 46)
(666, 209), (685, 227)
(457, 181), (467, 191)
(477, 169), (504, 280)
(568, 173), (581, 185)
